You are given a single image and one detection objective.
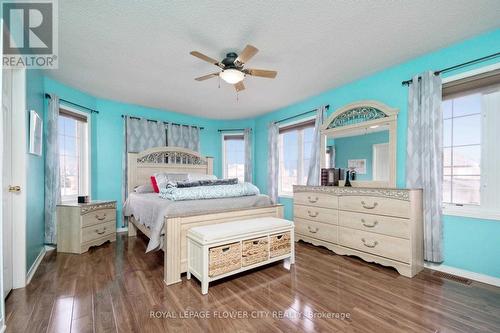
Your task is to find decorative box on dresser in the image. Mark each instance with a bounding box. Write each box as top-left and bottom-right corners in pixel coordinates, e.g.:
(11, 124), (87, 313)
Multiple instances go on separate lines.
(293, 186), (423, 277)
(57, 201), (117, 254)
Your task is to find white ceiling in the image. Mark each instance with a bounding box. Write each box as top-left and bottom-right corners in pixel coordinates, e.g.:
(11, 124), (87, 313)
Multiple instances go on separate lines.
(48, 1), (500, 119)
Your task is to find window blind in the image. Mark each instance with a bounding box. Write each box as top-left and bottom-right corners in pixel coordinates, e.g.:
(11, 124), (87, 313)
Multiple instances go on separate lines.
(443, 69), (500, 99)
(59, 108), (88, 123)
(278, 119), (315, 134)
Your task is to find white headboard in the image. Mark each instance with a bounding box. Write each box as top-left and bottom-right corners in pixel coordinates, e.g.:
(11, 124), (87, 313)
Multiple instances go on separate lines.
(127, 146), (214, 194)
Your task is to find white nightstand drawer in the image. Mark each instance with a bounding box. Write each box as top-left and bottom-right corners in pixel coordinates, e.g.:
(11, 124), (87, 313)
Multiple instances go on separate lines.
(82, 220), (116, 243)
(82, 209), (116, 227)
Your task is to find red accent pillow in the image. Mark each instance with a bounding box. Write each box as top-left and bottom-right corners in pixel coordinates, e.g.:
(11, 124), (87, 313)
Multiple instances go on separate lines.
(150, 176), (159, 193)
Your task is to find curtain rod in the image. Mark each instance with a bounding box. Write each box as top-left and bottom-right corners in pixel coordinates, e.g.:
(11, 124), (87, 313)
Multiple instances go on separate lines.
(274, 104), (329, 124)
(218, 128), (250, 132)
(121, 115), (204, 130)
(44, 93), (99, 114)
(401, 52), (500, 86)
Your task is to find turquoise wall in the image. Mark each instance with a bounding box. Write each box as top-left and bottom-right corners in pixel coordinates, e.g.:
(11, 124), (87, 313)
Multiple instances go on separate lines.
(26, 69), (45, 271)
(43, 77), (255, 227)
(334, 131), (389, 181)
(254, 29), (500, 277)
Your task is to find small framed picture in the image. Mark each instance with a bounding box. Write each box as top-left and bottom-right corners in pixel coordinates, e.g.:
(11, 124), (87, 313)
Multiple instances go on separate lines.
(348, 159), (367, 174)
(29, 110), (43, 156)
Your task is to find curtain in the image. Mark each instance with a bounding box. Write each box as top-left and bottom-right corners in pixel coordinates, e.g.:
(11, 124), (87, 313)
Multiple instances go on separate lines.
(328, 145), (336, 168)
(122, 117), (167, 214)
(267, 123), (279, 204)
(44, 94), (61, 244)
(167, 123), (200, 151)
(306, 105), (327, 186)
(406, 71), (443, 263)
(243, 128), (252, 182)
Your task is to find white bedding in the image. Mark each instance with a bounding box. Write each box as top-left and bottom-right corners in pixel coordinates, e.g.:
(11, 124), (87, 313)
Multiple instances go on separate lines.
(123, 192), (272, 252)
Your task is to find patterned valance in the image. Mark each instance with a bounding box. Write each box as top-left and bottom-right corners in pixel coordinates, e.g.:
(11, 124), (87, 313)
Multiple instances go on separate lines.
(327, 106), (388, 129)
(137, 150), (207, 165)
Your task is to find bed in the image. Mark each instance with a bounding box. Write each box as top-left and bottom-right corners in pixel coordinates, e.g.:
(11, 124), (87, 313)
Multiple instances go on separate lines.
(124, 146), (283, 285)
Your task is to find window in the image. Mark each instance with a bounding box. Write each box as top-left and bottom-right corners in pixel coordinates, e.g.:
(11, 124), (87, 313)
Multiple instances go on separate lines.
(278, 119), (314, 196)
(222, 134), (245, 182)
(442, 67), (500, 218)
(58, 108), (90, 202)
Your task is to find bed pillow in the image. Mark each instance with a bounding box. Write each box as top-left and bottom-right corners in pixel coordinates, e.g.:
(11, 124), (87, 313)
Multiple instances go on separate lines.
(134, 183), (154, 193)
(150, 176), (160, 193)
(176, 178), (239, 188)
(187, 173), (218, 181)
(154, 172), (189, 190)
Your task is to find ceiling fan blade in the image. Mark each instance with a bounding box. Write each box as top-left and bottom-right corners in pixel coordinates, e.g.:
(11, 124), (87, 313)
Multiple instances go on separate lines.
(190, 51), (223, 67)
(234, 81), (245, 92)
(235, 45), (259, 65)
(195, 73), (219, 81)
(246, 69), (277, 79)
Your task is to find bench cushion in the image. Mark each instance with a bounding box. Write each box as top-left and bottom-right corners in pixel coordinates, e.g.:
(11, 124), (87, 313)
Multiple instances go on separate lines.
(188, 217), (293, 243)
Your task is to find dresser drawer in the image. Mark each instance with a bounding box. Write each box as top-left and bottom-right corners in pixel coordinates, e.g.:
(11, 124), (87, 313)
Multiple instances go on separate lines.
(294, 205), (338, 225)
(294, 192), (338, 209)
(338, 227), (410, 263)
(295, 218), (337, 244)
(339, 211), (410, 239)
(339, 195), (410, 218)
(82, 220), (116, 243)
(81, 209), (116, 227)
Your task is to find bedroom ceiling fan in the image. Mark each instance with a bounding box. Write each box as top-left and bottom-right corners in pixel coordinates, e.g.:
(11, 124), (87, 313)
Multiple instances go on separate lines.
(190, 44), (277, 92)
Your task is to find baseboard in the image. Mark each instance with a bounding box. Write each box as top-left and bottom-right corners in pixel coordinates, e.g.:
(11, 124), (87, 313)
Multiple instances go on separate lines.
(117, 227), (128, 233)
(425, 262), (500, 287)
(44, 244), (56, 252)
(26, 247), (46, 285)
(0, 323), (5, 333)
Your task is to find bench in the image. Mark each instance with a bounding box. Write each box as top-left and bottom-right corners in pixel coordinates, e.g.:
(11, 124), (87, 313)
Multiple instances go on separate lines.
(186, 217), (295, 294)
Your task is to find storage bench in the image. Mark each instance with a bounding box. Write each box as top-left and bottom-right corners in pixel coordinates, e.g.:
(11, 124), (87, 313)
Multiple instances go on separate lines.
(187, 217), (295, 294)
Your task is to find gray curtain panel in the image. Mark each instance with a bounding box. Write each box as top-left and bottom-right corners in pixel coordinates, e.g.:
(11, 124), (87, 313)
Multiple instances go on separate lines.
(307, 106), (327, 186)
(267, 123), (279, 204)
(406, 71), (443, 263)
(329, 145), (336, 168)
(44, 94), (61, 244)
(167, 123), (200, 151)
(122, 117), (167, 215)
(244, 128), (252, 182)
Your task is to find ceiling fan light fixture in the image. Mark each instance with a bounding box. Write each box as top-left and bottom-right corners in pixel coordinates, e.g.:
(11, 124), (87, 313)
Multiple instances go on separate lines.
(219, 69), (245, 84)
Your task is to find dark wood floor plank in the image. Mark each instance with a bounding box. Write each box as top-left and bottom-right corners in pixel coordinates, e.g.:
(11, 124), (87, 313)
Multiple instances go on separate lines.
(5, 234), (500, 333)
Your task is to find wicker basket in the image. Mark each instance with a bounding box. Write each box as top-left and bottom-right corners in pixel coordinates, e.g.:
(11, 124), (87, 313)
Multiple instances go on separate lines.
(242, 237), (269, 267)
(270, 232), (291, 258)
(208, 242), (241, 277)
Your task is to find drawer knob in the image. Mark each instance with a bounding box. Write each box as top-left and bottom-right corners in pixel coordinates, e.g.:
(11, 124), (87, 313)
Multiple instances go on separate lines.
(361, 238), (378, 248)
(361, 219), (378, 228)
(307, 226), (319, 234)
(95, 227), (107, 235)
(307, 210), (319, 218)
(307, 196), (319, 203)
(361, 201), (378, 209)
(95, 213), (107, 220)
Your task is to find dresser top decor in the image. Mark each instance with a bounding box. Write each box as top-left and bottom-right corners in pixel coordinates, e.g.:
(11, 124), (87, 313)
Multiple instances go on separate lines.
(293, 185), (413, 201)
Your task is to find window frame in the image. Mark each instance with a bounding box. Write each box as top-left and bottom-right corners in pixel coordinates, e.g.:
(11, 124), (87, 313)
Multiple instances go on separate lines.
(221, 132), (245, 182)
(58, 105), (91, 203)
(277, 116), (315, 198)
(441, 63), (500, 221)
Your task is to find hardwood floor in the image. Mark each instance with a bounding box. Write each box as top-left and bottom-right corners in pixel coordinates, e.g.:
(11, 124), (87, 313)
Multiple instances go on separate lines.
(5, 233), (500, 333)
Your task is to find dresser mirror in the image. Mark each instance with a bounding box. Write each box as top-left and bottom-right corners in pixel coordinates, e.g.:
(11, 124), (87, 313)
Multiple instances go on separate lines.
(320, 101), (399, 187)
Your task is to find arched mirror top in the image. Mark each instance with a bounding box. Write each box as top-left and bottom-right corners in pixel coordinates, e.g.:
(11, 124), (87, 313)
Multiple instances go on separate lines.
(321, 100), (399, 132)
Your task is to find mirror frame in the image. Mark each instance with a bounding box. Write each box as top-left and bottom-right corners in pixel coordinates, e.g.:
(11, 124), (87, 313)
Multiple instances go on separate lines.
(320, 100), (399, 188)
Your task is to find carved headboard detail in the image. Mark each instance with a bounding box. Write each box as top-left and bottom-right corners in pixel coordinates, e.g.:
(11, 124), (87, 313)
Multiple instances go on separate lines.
(127, 147), (213, 195)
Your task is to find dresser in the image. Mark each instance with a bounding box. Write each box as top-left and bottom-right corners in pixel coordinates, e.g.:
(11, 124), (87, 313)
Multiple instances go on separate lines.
(293, 186), (423, 277)
(57, 201), (117, 254)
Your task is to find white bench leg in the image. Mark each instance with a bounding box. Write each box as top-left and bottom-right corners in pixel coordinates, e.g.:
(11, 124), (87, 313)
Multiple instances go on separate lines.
(202, 281), (209, 295)
(187, 271), (191, 280)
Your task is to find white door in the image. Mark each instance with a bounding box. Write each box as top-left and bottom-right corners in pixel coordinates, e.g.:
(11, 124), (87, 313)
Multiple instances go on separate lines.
(2, 69), (13, 297)
(373, 143), (389, 181)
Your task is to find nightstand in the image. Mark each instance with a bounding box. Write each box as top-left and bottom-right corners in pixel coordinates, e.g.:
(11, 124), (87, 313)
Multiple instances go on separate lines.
(57, 200), (117, 254)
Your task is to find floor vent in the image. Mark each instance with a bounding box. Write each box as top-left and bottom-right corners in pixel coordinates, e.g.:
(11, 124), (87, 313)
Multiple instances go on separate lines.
(433, 271), (472, 285)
